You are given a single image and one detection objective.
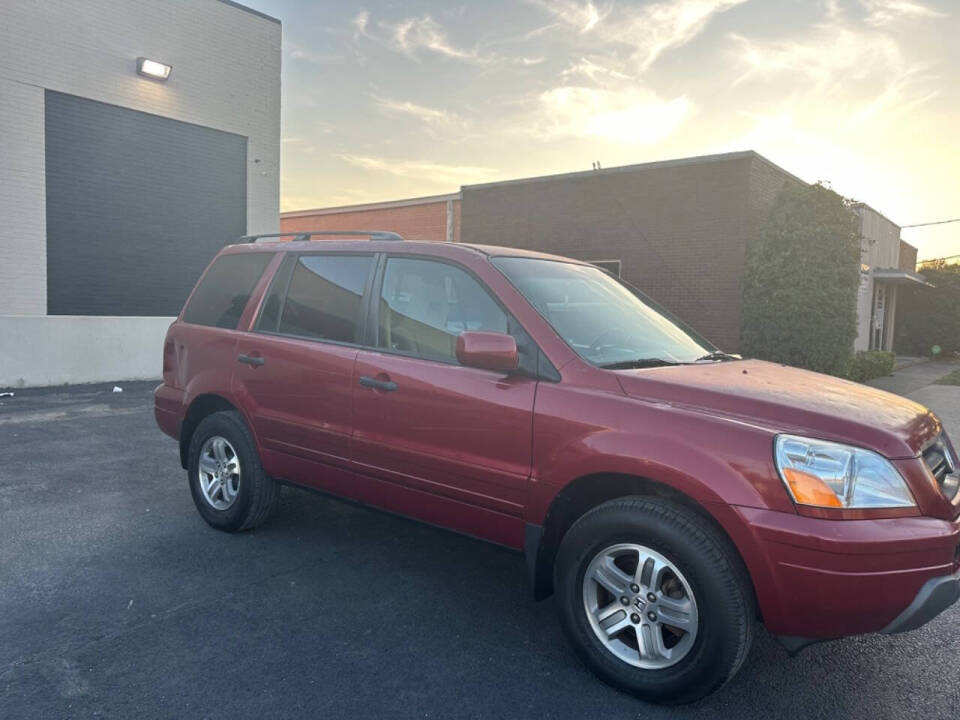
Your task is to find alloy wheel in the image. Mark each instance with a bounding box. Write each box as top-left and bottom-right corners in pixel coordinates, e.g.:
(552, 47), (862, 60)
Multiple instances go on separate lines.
(582, 543), (699, 669)
(198, 435), (241, 510)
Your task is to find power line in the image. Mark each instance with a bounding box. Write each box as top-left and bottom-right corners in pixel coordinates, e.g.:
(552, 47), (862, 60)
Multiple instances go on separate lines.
(901, 217), (960, 229)
(918, 253), (960, 264)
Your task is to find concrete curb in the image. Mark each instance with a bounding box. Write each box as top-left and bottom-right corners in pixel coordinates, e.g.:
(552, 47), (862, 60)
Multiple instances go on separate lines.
(893, 356), (931, 371)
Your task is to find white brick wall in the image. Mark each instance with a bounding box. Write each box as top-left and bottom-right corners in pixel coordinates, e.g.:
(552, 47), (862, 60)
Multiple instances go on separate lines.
(0, 77), (46, 314)
(0, 0), (281, 315)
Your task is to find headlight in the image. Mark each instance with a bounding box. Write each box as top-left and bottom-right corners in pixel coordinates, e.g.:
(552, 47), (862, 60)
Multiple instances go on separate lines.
(774, 434), (915, 509)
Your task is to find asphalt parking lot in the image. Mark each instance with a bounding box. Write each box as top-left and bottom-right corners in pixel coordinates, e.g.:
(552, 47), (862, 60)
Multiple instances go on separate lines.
(2, 381), (959, 719)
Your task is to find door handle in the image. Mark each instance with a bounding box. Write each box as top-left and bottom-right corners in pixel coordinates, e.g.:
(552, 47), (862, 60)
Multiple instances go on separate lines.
(359, 375), (397, 392)
(237, 353), (265, 367)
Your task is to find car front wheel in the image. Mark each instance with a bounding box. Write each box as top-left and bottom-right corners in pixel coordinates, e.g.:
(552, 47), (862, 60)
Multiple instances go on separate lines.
(554, 496), (755, 705)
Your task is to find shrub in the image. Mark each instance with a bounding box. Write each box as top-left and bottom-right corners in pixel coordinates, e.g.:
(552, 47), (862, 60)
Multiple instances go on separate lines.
(894, 261), (960, 357)
(741, 183), (862, 375)
(844, 350), (895, 382)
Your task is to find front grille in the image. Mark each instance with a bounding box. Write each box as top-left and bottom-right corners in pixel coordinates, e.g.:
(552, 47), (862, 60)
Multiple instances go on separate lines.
(923, 433), (957, 499)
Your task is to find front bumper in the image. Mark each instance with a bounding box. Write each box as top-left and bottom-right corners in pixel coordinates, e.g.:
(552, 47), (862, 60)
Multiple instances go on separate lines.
(732, 506), (960, 639)
(881, 567), (960, 634)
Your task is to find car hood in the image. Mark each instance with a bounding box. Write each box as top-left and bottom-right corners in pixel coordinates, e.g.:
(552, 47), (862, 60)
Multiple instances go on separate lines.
(614, 359), (940, 459)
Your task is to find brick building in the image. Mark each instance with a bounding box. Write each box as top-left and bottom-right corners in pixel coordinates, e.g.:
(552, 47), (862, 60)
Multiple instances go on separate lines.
(281, 151), (923, 354)
(460, 152), (797, 352)
(281, 193), (460, 243)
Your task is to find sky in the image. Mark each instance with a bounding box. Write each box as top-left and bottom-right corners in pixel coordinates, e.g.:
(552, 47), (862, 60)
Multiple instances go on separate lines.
(244, 0), (959, 261)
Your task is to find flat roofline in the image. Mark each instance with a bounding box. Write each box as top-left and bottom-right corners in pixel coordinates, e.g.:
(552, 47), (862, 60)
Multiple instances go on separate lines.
(216, 0), (280, 24)
(281, 192), (461, 218)
(461, 150), (808, 191)
(852, 202), (901, 229)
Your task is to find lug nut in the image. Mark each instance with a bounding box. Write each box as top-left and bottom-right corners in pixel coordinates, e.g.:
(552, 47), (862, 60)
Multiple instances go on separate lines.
(630, 584), (640, 593)
(647, 611), (657, 622)
(620, 596), (629, 605)
(630, 613), (640, 624)
(647, 592), (656, 603)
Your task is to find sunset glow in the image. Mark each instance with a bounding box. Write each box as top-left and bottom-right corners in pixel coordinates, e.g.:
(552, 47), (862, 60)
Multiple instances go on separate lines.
(251, 0), (959, 260)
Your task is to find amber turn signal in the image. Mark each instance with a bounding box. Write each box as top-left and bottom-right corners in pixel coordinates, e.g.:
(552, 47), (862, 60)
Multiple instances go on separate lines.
(781, 468), (843, 507)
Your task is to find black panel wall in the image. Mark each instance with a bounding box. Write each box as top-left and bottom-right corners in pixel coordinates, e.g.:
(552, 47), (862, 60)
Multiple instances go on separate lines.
(45, 91), (247, 316)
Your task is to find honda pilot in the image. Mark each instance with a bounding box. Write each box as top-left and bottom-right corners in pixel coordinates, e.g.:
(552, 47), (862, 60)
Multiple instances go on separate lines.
(155, 231), (960, 704)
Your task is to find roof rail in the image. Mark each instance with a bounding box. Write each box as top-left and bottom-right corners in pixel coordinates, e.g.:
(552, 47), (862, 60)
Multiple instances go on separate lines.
(239, 230), (405, 243)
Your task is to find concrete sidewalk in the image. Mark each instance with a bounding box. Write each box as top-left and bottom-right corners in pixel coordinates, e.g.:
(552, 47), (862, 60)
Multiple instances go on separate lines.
(867, 361), (960, 440)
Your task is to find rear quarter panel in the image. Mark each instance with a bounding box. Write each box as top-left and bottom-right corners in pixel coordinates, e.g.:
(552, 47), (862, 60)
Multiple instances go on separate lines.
(170, 323), (241, 415)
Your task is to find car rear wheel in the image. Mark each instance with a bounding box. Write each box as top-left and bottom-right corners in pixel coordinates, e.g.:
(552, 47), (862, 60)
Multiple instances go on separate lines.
(187, 410), (278, 532)
(554, 496), (754, 705)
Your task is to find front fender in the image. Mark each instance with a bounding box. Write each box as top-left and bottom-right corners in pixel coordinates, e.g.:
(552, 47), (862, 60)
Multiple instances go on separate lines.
(525, 383), (796, 613)
(528, 385), (796, 523)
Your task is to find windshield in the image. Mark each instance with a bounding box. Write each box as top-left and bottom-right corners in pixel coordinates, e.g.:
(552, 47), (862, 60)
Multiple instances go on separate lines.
(492, 256), (716, 367)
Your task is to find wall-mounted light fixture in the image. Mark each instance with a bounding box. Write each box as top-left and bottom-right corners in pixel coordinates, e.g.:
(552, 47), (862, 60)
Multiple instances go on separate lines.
(136, 57), (172, 81)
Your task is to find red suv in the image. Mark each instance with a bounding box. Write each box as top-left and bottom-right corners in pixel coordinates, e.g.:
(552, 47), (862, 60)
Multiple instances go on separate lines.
(155, 231), (960, 704)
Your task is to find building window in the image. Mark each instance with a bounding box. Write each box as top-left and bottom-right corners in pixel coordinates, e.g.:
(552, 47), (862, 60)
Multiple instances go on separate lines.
(588, 260), (622, 277)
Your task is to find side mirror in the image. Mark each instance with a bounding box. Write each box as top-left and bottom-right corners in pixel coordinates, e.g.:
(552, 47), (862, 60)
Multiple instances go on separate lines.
(456, 331), (519, 372)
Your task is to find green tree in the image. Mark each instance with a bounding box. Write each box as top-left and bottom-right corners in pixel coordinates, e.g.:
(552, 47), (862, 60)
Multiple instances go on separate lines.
(895, 261), (960, 356)
(741, 183), (862, 375)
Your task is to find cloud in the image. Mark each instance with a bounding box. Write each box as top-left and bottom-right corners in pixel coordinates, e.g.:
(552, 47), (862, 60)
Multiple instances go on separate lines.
(533, 85), (691, 144)
(353, 9), (557, 68)
(718, 0), (946, 204)
(727, 1), (941, 128)
(390, 15), (479, 60)
(561, 57), (631, 82)
(859, 0), (946, 26)
(528, 0), (611, 32)
(335, 154), (498, 185)
(373, 97), (467, 132)
(355, 12), (488, 63)
(729, 27), (905, 87)
(530, 0), (748, 72)
(352, 10), (370, 36)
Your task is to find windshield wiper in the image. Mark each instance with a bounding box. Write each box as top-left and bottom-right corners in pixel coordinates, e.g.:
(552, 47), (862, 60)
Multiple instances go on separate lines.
(598, 358), (681, 370)
(695, 351), (742, 363)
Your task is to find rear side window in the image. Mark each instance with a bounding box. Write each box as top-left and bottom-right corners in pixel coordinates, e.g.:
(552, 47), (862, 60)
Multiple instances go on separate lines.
(182, 252), (273, 329)
(276, 255), (374, 343)
(256, 254), (295, 332)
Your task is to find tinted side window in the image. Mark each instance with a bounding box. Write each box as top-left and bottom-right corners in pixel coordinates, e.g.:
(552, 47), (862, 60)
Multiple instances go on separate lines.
(256, 254), (295, 332)
(277, 255), (373, 343)
(378, 258), (508, 362)
(182, 252), (273, 329)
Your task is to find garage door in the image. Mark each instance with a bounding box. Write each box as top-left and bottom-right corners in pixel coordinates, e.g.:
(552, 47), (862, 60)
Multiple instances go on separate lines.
(45, 90), (247, 316)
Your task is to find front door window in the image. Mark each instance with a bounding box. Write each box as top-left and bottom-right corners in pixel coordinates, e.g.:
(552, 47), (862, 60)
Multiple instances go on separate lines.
(377, 257), (508, 362)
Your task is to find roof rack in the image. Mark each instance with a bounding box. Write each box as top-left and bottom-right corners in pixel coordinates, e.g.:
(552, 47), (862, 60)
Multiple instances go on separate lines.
(240, 230), (405, 243)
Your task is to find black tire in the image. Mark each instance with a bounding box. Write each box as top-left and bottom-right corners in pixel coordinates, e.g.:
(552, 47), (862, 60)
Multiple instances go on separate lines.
(186, 410), (279, 532)
(554, 496), (755, 705)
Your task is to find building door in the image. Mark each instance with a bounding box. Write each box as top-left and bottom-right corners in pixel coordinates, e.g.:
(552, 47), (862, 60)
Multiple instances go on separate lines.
(871, 284), (886, 351)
